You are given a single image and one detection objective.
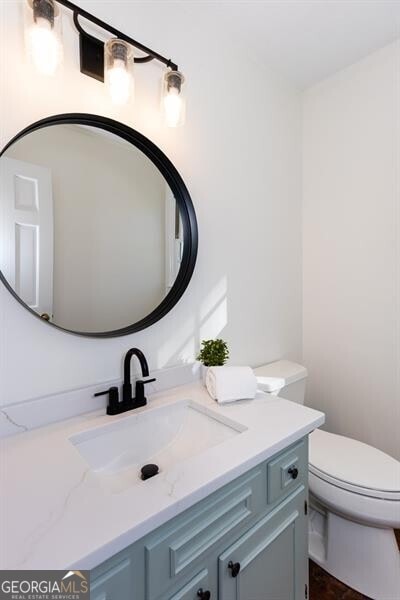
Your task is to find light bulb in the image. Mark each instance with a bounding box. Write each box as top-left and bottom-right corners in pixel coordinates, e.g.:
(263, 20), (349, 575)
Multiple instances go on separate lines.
(162, 70), (185, 128)
(107, 58), (132, 105)
(105, 40), (134, 106)
(25, 0), (62, 76)
(164, 88), (183, 128)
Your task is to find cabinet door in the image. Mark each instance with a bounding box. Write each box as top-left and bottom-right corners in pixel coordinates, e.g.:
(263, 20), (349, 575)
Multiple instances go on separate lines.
(90, 557), (133, 600)
(219, 490), (307, 600)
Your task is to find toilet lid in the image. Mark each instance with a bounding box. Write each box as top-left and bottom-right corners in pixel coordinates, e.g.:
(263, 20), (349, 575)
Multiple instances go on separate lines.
(309, 429), (400, 500)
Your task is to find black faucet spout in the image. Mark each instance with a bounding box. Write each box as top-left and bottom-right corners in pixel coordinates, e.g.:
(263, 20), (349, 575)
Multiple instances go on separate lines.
(123, 347), (150, 403)
(124, 347), (149, 383)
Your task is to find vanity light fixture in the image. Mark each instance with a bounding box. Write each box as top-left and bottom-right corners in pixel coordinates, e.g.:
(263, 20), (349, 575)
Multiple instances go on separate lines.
(24, 0), (185, 126)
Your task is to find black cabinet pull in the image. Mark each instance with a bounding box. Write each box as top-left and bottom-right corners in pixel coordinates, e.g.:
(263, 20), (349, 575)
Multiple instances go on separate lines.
(197, 589), (211, 599)
(228, 561), (241, 578)
(288, 466), (299, 479)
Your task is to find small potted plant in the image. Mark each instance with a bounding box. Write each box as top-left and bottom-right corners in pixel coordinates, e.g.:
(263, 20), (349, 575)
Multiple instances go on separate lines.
(197, 338), (229, 383)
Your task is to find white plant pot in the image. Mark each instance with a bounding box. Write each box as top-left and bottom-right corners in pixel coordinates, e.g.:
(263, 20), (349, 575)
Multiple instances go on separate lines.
(201, 365), (209, 385)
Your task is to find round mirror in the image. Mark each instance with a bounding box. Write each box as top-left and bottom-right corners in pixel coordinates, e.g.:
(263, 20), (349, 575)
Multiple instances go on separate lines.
(0, 114), (198, 336)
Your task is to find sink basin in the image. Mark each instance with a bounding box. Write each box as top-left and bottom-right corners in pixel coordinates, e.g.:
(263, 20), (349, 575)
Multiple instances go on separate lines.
(70, 400), (245, 493)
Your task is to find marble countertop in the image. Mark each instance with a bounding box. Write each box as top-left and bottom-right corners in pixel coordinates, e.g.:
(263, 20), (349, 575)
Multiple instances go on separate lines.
(0, 383), (324, 570)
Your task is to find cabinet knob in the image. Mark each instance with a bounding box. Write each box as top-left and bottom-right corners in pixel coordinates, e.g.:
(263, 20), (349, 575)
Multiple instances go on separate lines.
(288, 466), (299, 479)
(197, 589), (211, 599)
(228, 561), (241, 578)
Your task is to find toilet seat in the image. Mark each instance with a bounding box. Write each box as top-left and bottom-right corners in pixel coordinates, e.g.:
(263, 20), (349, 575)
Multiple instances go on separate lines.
(309, 429), (400, 500)
(309, 464), (400, 500)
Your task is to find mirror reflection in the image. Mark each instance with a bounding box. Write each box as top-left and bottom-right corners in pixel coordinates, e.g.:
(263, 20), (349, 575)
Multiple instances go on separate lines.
(0, 124), (183, 332)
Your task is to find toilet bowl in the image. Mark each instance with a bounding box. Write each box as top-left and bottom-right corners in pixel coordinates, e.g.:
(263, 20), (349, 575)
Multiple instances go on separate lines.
(254, 360), (400, 600)
(309, 429), (400, 599)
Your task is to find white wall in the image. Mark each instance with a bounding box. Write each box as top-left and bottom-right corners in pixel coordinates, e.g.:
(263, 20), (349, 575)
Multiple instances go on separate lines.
(303, 41), (400, 460)
(6, 125), (166, 331)
(0, 1), (302, 405)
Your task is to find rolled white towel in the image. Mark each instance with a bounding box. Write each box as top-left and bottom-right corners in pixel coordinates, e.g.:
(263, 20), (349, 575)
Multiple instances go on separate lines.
(206, 366), (257, 404)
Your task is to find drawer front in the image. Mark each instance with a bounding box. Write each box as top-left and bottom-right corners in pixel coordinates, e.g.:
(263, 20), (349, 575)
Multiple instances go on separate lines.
(90, 557), (132, 600)
(145, 465), (266, 600)
(267, 439), (307, 504)
(169, 569), (210, 600)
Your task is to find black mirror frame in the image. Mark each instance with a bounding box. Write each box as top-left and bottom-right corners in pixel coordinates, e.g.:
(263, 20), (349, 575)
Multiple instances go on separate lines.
(0, 113), (198, 338)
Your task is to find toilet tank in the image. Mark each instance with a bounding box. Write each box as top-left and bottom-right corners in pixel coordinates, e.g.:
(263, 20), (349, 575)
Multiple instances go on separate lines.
(253, 360), (308, 404)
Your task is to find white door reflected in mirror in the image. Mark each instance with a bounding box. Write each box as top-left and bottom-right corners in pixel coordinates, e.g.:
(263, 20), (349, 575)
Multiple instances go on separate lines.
(0, 156), (54, 319)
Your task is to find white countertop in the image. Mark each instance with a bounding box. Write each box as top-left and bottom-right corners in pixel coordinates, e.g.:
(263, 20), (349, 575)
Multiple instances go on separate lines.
(0, 383), (324, 570)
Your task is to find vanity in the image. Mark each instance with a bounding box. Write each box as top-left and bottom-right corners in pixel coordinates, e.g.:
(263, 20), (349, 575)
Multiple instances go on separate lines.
(0, 382), (324, 600)
(0, 114), (324, 598)
(90, 433), (309, 600)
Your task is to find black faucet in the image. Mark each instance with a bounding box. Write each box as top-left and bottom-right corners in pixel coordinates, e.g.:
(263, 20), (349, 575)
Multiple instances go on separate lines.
(94, 348), (156, 415)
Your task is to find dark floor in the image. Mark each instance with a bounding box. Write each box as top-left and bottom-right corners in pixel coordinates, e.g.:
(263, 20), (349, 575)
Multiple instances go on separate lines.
(309, 530), (400, 599)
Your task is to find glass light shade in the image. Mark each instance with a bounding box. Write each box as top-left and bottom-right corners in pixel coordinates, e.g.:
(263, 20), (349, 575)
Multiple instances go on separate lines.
(105, 39), (134, 106)
(162, 70), (185, 128)
(25, 0), (63, 76)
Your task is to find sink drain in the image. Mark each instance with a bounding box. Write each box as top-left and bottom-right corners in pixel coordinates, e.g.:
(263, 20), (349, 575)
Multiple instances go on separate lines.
(141, 464), (159, 480)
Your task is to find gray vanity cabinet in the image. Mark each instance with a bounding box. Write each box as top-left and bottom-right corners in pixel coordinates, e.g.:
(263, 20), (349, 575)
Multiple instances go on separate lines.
(90, 438), (309, 600)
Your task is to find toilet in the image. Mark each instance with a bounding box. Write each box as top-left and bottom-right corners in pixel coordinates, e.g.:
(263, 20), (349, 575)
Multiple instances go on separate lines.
(254, 360), (400, 600)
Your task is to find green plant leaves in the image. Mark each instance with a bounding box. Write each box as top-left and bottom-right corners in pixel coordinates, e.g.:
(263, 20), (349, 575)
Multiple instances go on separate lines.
(197, 338), (229, 367)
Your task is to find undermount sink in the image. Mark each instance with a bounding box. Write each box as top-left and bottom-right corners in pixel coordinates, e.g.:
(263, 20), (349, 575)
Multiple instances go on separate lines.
(70, 400), (245, 493)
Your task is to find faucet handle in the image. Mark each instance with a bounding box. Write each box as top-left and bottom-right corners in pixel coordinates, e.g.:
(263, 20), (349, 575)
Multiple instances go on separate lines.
(137, 377), (156, 385)
(94, 386), (120, 415)
(134, 377), (156, 407)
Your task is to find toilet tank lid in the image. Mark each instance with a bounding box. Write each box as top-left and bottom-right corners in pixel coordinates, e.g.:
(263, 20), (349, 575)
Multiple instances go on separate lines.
(253, 360), (308, 392)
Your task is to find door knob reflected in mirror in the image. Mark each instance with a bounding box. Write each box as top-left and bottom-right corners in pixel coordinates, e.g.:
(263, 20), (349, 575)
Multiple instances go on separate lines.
(40, 313), (51, 321)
